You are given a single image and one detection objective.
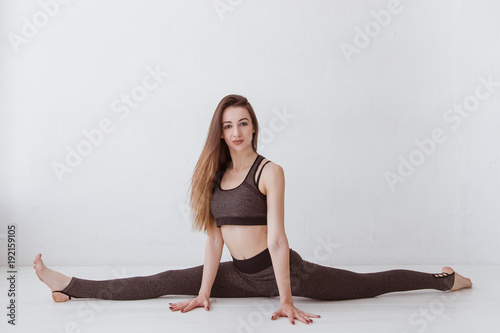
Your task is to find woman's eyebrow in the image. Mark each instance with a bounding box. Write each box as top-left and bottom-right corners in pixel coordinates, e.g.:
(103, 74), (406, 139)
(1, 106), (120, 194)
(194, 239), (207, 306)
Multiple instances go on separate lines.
(222, 117), (249, 124)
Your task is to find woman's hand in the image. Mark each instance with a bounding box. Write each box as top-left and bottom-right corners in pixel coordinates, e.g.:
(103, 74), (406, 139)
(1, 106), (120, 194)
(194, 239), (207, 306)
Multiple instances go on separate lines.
(271, 303), (320, 325)
(169, 294), (210, 313)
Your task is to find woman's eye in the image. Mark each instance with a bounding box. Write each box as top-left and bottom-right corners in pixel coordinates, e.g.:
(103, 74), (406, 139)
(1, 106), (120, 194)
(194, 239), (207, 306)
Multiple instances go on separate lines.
(223, 122), (247, 129)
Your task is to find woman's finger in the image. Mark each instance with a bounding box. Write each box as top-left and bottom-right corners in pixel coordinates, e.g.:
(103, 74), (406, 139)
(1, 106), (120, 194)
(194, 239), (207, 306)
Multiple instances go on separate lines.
(169, 301), (188, 311)
(302, 311), (321, 318)
(281, 309), (293, 325)
(271, 310), (282, 320)
(298, 310), (313, 321)
(182, 300), (199, 313)
(169, 305), (182, 311)
(297, 313), (311, 324)
(169, 301), (185, 307)
(290, 312), (302, 324)
(182, 298), (206, 313)
(180, 304), (193, 313)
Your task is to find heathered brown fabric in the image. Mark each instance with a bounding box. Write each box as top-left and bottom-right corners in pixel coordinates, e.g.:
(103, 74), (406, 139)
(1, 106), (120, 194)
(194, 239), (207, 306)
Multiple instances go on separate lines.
(60, 248), (454, 300)
(59, 154), (455, 300)
(210, 154), (270, 228)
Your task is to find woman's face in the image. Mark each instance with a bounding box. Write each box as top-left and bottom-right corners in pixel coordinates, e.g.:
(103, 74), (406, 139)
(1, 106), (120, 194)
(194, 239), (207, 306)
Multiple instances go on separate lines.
(221, 106), (255, 152)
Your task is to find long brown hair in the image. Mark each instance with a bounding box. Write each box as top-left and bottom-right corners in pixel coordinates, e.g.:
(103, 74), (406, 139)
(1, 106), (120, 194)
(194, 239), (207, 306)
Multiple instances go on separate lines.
(188, 94), (260, 233)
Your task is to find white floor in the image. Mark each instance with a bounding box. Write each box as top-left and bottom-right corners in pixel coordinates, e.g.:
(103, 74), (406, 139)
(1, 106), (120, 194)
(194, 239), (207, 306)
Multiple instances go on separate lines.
(1, 264), (498, 333)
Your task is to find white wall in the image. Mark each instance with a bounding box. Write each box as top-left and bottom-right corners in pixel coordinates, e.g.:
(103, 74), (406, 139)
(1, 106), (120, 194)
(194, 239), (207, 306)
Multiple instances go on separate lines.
(0, 0), (499, 267)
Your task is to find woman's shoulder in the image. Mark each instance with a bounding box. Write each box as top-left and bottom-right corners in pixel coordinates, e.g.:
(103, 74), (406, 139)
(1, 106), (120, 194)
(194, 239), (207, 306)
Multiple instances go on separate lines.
(258, 156), (284, 184)
(260, 158), (282, 171)
(259, 154), (282, 168)
(259, 154), (282, 169)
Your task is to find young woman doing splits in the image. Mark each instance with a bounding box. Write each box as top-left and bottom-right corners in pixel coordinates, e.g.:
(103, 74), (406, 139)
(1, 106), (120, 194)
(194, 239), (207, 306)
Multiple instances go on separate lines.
(34, 94), (472, 325)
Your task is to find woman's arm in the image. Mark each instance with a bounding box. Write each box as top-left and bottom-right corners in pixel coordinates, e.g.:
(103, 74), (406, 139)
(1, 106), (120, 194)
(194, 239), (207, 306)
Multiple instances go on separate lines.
(264, 163), (320, 325)
(169, 218), (223, 313)
(266, 164), (293, 304)
(199, 218), (224, 298)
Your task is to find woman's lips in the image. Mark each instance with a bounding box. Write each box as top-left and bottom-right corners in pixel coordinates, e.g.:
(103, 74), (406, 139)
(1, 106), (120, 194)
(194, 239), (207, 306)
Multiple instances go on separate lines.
(233, 140), (243, 145)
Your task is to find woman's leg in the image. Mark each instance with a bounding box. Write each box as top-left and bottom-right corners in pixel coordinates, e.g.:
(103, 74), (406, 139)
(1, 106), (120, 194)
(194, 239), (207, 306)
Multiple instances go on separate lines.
(57, 265), (205, 300)
(34, 253), (276, 301)
(288, 250), (472, 301)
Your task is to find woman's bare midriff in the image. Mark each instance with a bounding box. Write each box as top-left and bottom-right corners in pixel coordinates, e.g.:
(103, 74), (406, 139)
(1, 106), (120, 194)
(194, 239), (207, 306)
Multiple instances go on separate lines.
(221, 225), (268, 260)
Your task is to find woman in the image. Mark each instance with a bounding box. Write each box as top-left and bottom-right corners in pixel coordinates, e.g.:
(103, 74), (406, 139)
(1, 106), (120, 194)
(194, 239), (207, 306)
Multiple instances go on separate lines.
(34, 94), (472, 325)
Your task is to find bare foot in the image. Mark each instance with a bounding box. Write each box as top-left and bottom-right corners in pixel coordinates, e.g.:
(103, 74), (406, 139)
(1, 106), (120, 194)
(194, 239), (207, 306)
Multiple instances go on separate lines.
(33, 253), (72, 302)
(441, 266), (473, 291)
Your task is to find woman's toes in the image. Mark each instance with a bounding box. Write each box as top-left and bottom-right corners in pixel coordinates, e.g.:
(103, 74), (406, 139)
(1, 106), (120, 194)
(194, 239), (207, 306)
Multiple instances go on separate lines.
(441, 266), (454, 275)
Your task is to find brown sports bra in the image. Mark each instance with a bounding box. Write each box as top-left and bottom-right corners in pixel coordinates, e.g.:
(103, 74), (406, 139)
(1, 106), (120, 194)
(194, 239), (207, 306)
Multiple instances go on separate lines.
(210, 154), (271, 228)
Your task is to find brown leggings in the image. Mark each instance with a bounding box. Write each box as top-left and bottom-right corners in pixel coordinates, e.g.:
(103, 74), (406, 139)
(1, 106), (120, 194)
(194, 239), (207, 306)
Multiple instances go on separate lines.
(59, 248), (454, 301)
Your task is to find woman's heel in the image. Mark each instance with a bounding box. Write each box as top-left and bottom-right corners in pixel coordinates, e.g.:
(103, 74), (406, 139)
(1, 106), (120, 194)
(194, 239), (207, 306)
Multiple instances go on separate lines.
(52, 291), (72, 302)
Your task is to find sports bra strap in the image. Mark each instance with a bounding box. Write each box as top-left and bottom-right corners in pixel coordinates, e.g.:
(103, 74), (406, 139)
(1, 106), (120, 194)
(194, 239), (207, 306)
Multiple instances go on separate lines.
(256, 160), (271, 186)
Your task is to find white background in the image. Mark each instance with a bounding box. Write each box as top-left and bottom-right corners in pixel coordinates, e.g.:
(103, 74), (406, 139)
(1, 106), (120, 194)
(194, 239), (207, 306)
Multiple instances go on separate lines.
(0, 0), (499, 267)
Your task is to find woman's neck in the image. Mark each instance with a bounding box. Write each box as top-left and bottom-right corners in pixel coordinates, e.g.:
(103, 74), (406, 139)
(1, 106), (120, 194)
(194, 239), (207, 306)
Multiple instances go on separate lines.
(228, 150), (258, 172)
